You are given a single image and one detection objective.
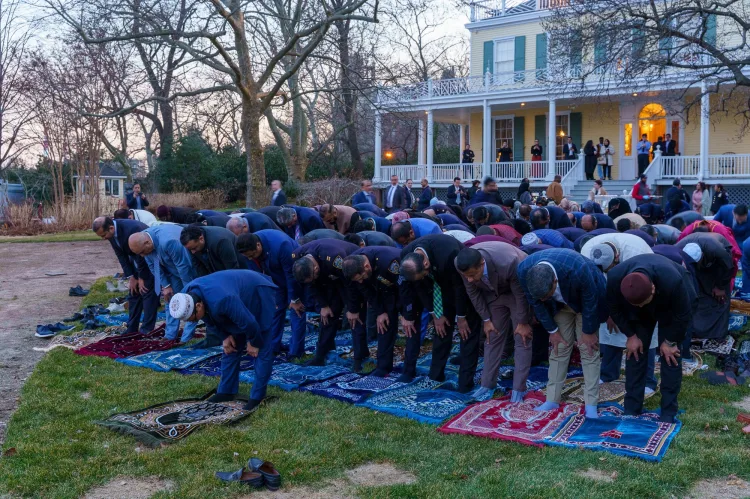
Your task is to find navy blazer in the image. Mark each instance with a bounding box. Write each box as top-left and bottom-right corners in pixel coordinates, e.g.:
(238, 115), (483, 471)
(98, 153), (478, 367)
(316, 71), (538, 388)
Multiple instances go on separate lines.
(348, 246), (401, 316)
(353, 203), (387, 217)
(446, 184), (466, 205)
(417, 187), (432, 210)
(284, 206), (324, 239)
(272, 190), (288, 206)
(383, 184), (409, 211)
(109, 219), (150, 279)
(352, 191), (377, 206)
(468, 189), (503, 206)
(587, 213), (616, 230)
(197, 209), (225, 218)
(254, 229), (301, 303)
(241, 212), (280, 232)
(126, 193), (149, 210)
(291, 239), (359, 308)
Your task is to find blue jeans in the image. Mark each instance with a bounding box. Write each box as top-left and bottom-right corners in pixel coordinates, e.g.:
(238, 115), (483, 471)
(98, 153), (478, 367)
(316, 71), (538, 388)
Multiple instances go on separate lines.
(741, 238), (750, 295)
(597, 163), (603, 179)
(217, 329), (274, 402)
(269, 286), (306, 358)
(600, 344), (657, 391)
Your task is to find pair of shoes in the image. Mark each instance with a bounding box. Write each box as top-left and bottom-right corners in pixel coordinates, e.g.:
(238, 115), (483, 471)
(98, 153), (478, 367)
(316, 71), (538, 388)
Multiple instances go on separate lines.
(69, 285), (90, 297)
(248, 458), (281, 491)
(215, 468), (264, 488)
(109, 296), (127, 305)
(63, 312), (84, 322)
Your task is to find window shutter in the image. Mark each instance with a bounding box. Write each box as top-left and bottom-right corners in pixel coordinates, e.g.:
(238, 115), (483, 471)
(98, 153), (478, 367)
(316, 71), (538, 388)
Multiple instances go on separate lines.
(536, 33), (547, 80)
(483, 40), (494, 74)
(631, 26), (645, 59)
(569, 30), (583, 74)
(534, 115), (547, 161)
(594, 34), (606, 66)
(514, 36), (526, 73)
(570, 112), (583, 152)
(513, 117), (525, 162)
(706, 14), (717, 46)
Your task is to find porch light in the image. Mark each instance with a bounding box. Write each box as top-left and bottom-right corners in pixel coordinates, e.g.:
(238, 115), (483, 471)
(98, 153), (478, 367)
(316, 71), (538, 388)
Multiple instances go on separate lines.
(632, 93), (638, 96)
(384, 151), (394, 160)
(521, 102), (526, 106)
(559, 130), (565, 137)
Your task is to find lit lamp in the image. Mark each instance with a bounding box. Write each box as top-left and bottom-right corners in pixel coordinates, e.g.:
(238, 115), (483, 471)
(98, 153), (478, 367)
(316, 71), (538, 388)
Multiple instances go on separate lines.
(384, 151), (393, 160)
(559, 130), (565, 137)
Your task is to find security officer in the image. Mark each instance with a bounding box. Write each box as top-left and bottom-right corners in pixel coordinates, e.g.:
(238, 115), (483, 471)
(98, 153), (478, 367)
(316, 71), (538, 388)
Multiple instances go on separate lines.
(291, 239), (367, 370)
(342, 246), (402, 376)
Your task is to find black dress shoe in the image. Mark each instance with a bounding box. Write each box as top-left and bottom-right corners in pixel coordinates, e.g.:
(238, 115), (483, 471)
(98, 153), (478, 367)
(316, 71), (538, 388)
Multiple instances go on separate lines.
(243, 398), (262, 412)
(396, 372), (415, 383)
(207, 393), (236, 403)
(215, 468), (264, 487)
(369, 369), (389, 377)
(304, 356), (326, 367)
(69, 285), (90, 297)
(248, 458), (281, 491)
(352, 358), (364, 373)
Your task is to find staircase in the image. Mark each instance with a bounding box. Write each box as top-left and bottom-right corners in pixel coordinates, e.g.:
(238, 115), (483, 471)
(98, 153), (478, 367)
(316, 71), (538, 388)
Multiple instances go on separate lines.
(566, 179), (637, 205)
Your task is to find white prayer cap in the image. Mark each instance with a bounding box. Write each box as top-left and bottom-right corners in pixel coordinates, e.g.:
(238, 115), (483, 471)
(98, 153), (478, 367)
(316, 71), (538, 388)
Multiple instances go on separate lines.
(683, 243), (703, 263)
(521, 233), (540, 246)
(170, 293), (194, 320)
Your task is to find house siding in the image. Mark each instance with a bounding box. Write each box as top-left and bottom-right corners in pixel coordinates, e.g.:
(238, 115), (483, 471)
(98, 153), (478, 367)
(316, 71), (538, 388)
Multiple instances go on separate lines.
(470, 21), (544, 76)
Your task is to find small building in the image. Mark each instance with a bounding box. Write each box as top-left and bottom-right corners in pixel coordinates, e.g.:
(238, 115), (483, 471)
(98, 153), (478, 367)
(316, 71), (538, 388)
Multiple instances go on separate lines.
(73, 164), (127, 199)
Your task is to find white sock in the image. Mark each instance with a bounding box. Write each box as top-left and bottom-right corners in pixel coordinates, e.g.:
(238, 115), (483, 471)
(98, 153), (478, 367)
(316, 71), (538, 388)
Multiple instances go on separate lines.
(534, 401), (560, 412)
(585, 405), (599, 418)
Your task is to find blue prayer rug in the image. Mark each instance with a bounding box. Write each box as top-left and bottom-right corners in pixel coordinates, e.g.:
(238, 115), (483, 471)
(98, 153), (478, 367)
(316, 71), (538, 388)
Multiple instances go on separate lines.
(729, 313), (749, 332)
(356, 377), (474, 425)
(496, 366), (584, 394)
(300, 373), (407, 404)
(415, 351), (485, 381)
(544, 414), (681, 462)
(239, 363), (350, 391)
(116, 347), (223, 372)
(178, 354), (285, 377)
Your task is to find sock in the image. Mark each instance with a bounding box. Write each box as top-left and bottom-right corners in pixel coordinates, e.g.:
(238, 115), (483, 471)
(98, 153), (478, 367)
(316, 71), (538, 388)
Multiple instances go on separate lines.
(243, 398), (262, 412)
(510, 390), (527, 403)
(473, 386), (491, 399)
(208, 393), (236, 403)
(585, 405), (599, 418)
(396, 372), (415, 383)
(534, 401), (560, 412)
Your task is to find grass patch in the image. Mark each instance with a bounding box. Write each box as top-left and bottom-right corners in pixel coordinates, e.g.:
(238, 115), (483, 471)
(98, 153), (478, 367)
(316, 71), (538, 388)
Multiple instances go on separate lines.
(0, 230), (100, 243)
(3, 281), (750, 497)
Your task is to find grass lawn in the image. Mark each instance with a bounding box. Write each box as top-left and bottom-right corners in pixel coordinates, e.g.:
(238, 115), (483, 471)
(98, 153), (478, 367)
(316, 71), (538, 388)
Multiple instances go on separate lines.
(0, 230), (99, 244)
(2, 279), (750, 498)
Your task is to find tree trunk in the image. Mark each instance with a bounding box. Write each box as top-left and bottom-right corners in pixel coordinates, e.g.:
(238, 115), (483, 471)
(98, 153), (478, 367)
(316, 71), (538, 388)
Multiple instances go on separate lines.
(335, 19), (364, 175)
(242, 105), (266, 208)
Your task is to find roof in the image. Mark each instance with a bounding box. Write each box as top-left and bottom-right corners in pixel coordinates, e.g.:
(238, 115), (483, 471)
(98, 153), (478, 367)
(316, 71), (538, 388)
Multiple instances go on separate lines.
(505, 0), (535, 15)
(73, 163), (128, 179)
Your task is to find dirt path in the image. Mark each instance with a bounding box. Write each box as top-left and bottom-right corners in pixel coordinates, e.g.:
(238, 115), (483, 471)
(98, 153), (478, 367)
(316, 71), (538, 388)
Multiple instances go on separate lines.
(0, 241), (120, 444)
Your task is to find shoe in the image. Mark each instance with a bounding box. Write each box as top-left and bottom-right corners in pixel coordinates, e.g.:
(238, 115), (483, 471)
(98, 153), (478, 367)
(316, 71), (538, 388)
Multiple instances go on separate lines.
(472, 386), (491, 399)
(63, 313), (84, 322)
(243, 398), (262, 412)
(207, 393), (236, 403)
(248, 458), (281, 491)
(83, 320), (107, 329)
(50, 322), (74, 332)
(107, 303), (126, 313)
(352, 358), (364, 373)
(369, 369), (389, 378)
(645, 387), (655, 396)
(106, 281), (118, 292)
(35, 325), (56, 338)
(304, 356), (326, 367)
(69, 285), (90, 297)
(215, 468), (264, 488)
(396, 372), (415, 383)
(109, 296), (127, 305)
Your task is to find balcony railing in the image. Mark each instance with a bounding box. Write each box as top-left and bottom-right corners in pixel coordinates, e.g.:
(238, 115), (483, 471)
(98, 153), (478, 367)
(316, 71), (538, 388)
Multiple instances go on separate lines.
(660, 156), (701, 178)
(377, 160), (576, 184)
(469, 0), (561, 22)
(708, 154), (750, 177)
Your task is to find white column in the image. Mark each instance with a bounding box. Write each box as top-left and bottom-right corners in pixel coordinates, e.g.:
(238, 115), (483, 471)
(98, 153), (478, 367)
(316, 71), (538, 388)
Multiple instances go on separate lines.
(547, 99), (556, 181)
(373, 112), (382, 182)
(483, 100), (491, 178)
(459, 124), (466, 156)
(700, 81), (710, 181)
(418, 120), (425, 166)
(426, 110), (434, 182)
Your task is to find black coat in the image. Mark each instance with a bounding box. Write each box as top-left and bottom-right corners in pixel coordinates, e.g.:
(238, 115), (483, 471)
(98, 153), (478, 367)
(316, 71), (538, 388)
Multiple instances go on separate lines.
(126, 193), (149, 210)
(588, 213), (616, 230)
(348, 246), (401, 315)
(291, 239), (359, 308)
(606, 254), (696, 343)
(399, 234), (471, 320)
(446, 184), (467, 206)
(272, 190), (288, 206)
(190, 226), (242, 277)
(543, 206), (573, 230)
(205, 214), (231, 227)
(710, 190), (729, 215)
(169, 207), (197, 224)
(675, 233), (734, 293)
(383, 184), (409, 211)
(109, 219), (150, 279)
(241, 212), (280, 232)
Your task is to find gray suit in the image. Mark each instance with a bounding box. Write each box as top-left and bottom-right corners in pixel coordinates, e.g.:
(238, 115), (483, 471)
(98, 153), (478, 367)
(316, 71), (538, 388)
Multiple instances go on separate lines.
(460, 242), (532, 391)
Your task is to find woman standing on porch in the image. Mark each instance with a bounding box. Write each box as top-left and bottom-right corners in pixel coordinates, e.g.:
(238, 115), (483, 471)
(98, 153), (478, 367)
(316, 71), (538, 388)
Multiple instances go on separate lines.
(584, 140), (597, 180)
(497, 142), (513, 162)
(530, 139), (543, 178)
(602, 139), (615, 180)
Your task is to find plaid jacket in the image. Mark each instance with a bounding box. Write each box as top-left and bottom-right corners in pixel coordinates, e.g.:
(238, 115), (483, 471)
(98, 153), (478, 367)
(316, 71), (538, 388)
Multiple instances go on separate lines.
(533, 229), (574, 250)
(517, 249), (608, 334)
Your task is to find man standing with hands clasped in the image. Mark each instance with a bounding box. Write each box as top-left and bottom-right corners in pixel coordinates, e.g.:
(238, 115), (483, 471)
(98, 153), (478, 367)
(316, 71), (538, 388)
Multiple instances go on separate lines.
(606, 254), (696, 423)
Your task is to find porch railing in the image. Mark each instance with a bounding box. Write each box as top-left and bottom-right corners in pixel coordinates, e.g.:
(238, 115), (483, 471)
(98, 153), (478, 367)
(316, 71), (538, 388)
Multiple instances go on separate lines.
(708, 154), (750, 177)
(560, 157), (584, 198)
(487, 161), (547, 182)
(555, 160), (578, 178)
(380, 165), (425, 182)
(660, 156), (701, 178)
(433, 164), (467, 182)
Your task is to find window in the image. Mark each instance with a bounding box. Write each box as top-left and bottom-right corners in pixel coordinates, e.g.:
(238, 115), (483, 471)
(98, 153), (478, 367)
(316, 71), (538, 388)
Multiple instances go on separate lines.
(494, 118), (514, 161)
(105, 179), (120, 196)
(494, 38), (514, 75)
(624, 123), (633, 157)
(569, 30), (583, 78)
(555, 114), (569, 160)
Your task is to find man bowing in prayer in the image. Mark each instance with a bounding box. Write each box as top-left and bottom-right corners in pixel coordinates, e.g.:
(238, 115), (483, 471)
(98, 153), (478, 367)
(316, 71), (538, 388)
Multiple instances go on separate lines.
(606, 254), (696, 423)
(170, 269), (278, 412)
(517, 249), (608, 418)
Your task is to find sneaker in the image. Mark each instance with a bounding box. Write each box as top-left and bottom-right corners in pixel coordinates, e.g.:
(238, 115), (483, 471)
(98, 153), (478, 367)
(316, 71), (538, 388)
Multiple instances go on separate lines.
(69, 285), (90, 297)
(35, 325), (56, 338)
(63, 312), (84, 322)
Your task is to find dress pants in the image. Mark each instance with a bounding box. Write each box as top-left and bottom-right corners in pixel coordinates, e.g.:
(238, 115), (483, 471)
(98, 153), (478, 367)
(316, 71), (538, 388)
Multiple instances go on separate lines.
(126, 271), (158, 334)
(375, 308), (400, 373)
(217, 328), (275, 401)
(637, 154), (649, 176)
(625, 324), (682, 422)
(366, 303), (377, 342)
(741, 238), (750, 295)
(600, 344), (657, 391)
(403, 302), (482, 393)
(269, 285), (306, 358)
(480, 294), (531, 392)
(314, 286), (368, 362)
(546, 306), (600, 407)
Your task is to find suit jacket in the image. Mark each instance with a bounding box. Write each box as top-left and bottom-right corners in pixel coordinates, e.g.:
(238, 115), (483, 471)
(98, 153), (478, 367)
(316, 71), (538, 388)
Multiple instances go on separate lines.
(539, 206), (573, 230)
(383, 184), (409, 211)
(169, 207), (197, 224)
(353, 203), (387, 217)
(359, 231), (397, 247)
(190, 226), (242, 277)
(254, 229), (301, 303)
(143, 224), (195, 292)
(109, 219), (150, 279)
(446, 185), (466, 206)
(557, 227), (586, 243)
(517, 249), (607, 335)
(676, 233), (734, 292)
(126, 193), (149, 210)
(714, 204), (750, 245)
(284, 206), (324, 239)
(588, 213), (616, 230)
(205, 214), (231, 227)
(533, 229), (574, 249)
(291, 239), (359, 308)
(472, 203), (508, 226)
(400, 234), (471, 319)
(606, 254), (696, 343)
(299, 228), (345, 242)
(663, 139), (677, 156)
(183, 270), (277, 348)
(241, 212), (280, 232)
(460, 242), (531, 326)
(468, 189), (503, 206)
(258, 206), (282, 221)
(323, 205), (356, 235)
(352, 191), (377, 206)
(272, 190), (287, 206)
(348, 246), (401, 316)
(417, 187), (432, 210)
(563, 143), (578, 160)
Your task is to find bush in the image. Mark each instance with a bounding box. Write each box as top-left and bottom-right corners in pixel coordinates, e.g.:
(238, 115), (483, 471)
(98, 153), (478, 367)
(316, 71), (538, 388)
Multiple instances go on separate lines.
(148, 189), (226, 211)
(295, 179), (360, 207)
(152, 130), (220, 193)
(264, 146), (288, 185)
(0, 196), (121, 236)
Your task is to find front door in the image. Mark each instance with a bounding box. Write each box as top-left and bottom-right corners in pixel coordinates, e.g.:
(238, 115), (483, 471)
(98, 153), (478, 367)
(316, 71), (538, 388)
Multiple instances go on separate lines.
(619, 121), (635, 180)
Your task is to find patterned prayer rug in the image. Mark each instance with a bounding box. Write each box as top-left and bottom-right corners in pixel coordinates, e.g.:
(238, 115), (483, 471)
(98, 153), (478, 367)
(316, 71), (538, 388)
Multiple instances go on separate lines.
(76, 325), (177, 359)
(116, 347), (223, 372)
(437, 392), (582, 447)
(692, 336), (735, 356)
(32, 328), (124, 352)
(177, 354), (287, 377)
(299, 372), (407, 404)
(356, 377), (474, 425)
(548, 378), (627, 405)
(238, 363), (350, 391)
(543, 414), (681, 462)
(729, 313), (749, 332)
(496, 366), (584, 394)
(96, 392), (260, 447)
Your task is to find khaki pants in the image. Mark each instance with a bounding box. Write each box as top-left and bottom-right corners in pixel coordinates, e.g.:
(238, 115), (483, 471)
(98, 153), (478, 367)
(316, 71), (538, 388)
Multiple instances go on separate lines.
(480, 294), (531, 392)
(546, 305), (600, 407)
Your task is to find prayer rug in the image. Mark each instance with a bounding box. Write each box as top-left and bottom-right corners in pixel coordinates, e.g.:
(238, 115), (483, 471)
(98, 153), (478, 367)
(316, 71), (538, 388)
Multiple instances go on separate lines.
(76, 325), (177, 359)
(699, 370), (748, 386)
(692, 337), (735, 356)
(415, 350), (484, 381)
(95, 314), (129, 327)
(238, 363), (350, 391)
(356, 377), (473, 425)
(437, 392), (581, 447)
(96, 392), (259, 447)
(496, 366), (583, 394)
(731, 299), (750, 314)
(549, 378), (627, 404)
(544, 414), (681, 462)
(32, 329), (120, 352)
(117, 347), (223, 372)
(299, 372), (407, 404)
(177, 354), (286, 377)
(730, 314), (749, 332)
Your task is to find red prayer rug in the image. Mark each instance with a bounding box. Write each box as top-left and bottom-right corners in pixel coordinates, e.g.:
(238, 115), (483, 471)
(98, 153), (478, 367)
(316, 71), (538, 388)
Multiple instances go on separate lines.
(437, 391), (581, 447)
(76, 325), (177, 359)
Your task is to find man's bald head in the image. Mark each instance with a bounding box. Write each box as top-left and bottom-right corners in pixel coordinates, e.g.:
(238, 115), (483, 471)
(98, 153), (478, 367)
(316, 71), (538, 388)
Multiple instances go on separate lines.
(581, 214), (597, 232)
(226, 217), (248, 236)
(128, 232), (154, 256)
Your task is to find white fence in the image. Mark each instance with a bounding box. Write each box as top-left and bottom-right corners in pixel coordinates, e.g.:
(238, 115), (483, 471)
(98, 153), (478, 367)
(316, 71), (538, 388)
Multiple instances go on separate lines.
(659, 156), (701, 178)
(708, 154), (750, 177)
